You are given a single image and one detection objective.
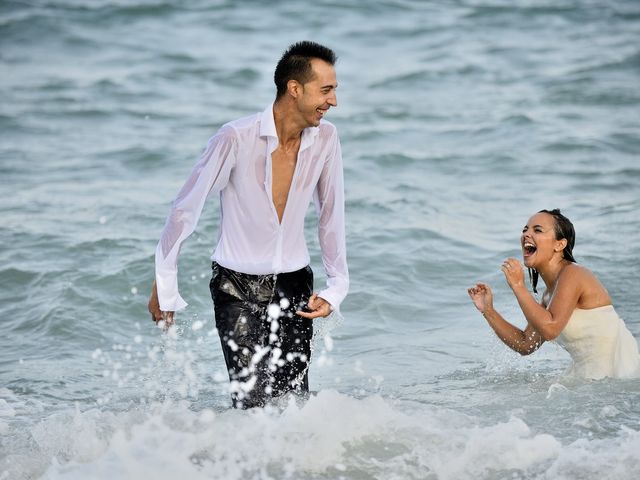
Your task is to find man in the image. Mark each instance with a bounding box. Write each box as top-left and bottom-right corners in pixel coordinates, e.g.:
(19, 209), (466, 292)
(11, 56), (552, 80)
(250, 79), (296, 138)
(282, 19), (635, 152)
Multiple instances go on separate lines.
(148, 41), (349, 408)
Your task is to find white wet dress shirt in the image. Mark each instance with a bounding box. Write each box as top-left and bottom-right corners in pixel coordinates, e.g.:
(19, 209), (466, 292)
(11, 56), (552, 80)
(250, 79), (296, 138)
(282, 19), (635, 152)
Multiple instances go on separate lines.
(155, 104), (349, 312)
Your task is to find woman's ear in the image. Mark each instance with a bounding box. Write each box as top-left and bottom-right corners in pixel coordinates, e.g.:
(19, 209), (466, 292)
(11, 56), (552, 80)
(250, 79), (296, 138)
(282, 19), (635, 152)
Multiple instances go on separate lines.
(555, 238), (568, 253)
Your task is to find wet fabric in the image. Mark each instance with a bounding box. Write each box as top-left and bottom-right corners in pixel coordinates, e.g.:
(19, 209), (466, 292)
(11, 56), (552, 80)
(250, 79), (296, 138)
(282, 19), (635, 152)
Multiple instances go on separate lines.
(210, 262), (314, 408)
(155, 103), (348, 313)
(556, 305), (640, 379)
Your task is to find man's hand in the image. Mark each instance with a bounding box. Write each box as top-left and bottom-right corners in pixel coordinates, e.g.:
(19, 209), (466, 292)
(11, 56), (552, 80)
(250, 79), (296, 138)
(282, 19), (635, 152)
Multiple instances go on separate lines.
(148, 280), (175, 328)
(296, 293), (332, 319)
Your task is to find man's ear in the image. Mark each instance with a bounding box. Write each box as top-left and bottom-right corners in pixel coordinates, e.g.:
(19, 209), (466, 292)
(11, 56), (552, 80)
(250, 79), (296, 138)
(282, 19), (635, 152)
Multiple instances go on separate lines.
(287, 79), (301, 98)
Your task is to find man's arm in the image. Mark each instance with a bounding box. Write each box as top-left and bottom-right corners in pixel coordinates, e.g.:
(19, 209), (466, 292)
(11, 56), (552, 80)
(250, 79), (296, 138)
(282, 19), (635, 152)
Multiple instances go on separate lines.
(298, 127), (348, 319)
(149, 127), (237, 322)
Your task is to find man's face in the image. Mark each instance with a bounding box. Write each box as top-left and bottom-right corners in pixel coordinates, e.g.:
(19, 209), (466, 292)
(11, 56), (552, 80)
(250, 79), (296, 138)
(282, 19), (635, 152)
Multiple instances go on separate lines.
(297, 58), (338, 127)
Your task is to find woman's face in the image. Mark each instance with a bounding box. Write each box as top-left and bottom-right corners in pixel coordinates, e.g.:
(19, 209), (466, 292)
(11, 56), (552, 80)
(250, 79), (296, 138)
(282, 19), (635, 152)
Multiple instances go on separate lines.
(520, 212), (566, 269)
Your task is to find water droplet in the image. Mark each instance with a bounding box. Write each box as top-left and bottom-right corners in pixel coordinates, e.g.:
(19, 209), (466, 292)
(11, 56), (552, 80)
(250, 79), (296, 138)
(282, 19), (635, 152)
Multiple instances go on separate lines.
(192, 320), (204, 331)
(267, 303), (281, 319)
(323, 334), (334, 351)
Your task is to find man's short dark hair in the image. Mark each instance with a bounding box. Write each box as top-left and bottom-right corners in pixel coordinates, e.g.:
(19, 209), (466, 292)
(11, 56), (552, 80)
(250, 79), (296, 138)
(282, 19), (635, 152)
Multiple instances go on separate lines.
(274, 41), (337, 99)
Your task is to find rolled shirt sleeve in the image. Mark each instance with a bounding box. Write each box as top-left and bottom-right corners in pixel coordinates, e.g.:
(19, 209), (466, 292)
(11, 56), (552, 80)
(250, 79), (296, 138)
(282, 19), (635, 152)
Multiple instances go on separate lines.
(314, 129), (349, 312)
(155, 126), (236, 311)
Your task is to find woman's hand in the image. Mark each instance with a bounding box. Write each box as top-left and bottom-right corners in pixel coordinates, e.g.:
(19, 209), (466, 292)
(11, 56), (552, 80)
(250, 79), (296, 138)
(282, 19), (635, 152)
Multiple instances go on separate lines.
(468, 282), (493, 314)
(501, 257), (525, 291)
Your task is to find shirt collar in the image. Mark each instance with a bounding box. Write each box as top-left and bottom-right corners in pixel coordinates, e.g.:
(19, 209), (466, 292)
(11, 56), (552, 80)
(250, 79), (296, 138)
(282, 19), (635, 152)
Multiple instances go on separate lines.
(260, 103), (320, 151)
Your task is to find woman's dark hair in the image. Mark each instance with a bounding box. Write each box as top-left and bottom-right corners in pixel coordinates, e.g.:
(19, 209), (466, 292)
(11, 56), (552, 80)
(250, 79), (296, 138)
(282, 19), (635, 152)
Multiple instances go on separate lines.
(529, 208), (577, 293)
(274, 41), (337, 99)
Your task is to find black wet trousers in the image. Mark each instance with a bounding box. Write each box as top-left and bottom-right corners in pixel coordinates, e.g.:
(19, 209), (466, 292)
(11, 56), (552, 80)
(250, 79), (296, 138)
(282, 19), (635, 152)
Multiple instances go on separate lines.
(209, 262), (314, 409)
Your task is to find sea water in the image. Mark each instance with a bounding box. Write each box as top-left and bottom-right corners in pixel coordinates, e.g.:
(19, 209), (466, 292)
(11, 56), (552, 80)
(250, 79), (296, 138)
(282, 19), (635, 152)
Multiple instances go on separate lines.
(1, 1), (640, 479)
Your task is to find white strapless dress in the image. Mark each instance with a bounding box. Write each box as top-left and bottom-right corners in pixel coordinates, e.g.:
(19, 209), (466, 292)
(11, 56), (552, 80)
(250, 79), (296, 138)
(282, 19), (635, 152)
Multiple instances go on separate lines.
(555, 305), (640, 379)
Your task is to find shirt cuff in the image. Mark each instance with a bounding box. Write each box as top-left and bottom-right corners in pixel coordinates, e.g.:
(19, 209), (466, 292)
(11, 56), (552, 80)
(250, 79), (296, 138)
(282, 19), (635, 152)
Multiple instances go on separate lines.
(317, 288), (343, 314)
(159, 293), (188, 312)
(156, 273), (189, 312)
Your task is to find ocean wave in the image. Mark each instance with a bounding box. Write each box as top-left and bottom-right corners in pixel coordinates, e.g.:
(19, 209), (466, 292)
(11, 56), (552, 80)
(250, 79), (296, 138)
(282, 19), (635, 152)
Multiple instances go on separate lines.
(0, 388), (635, 480)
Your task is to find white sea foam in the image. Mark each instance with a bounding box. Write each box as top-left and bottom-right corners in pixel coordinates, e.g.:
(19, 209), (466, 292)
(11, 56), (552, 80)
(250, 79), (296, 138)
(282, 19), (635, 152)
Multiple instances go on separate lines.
(0, 391), (621, 480)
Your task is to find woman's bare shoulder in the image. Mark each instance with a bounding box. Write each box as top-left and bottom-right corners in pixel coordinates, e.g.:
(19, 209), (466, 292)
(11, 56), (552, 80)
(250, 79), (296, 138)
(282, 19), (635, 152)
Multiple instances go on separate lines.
(562, 263), (611, 306)
(562, 262), (595, 279)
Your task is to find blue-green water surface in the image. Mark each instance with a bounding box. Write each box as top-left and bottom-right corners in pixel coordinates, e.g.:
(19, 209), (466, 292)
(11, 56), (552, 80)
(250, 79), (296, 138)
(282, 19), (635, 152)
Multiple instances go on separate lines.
(1, 1), (640, 479)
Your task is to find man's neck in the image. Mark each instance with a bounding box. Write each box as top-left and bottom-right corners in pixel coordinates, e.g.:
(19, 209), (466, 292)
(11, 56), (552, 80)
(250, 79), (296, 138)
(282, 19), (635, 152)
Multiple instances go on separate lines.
(273, 100), (305, 147)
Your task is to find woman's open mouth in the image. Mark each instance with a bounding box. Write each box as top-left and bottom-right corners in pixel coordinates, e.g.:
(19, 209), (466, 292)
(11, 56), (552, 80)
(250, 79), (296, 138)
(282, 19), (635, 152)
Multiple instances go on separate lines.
(523, 242), (537, 257)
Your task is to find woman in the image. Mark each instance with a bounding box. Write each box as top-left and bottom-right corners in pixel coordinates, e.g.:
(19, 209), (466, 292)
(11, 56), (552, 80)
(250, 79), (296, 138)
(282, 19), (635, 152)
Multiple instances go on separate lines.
(468, 209), (640, 379)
